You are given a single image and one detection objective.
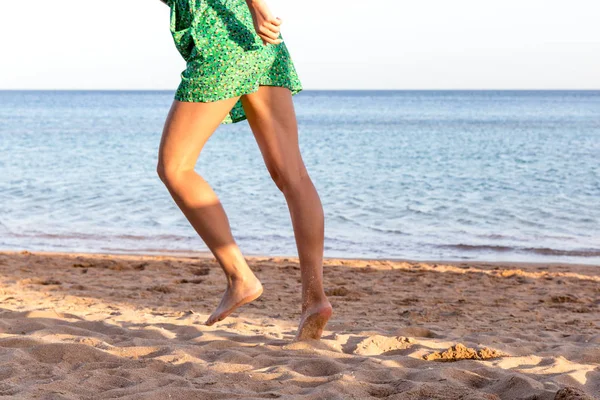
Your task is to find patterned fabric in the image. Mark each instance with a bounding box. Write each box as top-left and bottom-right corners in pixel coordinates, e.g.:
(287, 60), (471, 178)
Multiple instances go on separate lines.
(167, 0), (303, 124)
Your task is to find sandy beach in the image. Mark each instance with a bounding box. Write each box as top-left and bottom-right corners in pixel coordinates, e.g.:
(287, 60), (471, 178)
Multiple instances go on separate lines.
(0, 250), (598, 399)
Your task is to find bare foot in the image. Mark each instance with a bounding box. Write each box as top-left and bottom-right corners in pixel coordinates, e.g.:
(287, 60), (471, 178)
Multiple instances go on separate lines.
(205, 276), (263, 326)
(293, 301), (333, 341)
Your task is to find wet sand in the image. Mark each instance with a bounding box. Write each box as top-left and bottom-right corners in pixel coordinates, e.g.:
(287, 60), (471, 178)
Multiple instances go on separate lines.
(0, 250), (598, 399)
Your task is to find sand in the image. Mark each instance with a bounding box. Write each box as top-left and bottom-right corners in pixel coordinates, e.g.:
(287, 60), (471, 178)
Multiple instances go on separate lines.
(0, 250), (598, 399)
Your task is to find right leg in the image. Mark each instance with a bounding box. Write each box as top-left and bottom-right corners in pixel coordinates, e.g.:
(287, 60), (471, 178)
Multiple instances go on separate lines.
(156, 98), (263, 326)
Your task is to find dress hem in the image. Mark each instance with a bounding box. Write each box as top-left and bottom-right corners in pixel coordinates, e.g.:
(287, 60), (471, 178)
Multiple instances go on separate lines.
(174, 83), (303, 124)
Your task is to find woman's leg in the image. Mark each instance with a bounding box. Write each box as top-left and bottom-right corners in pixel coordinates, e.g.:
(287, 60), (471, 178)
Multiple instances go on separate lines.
(157, 98), (263, 326)
(240, 86), (332, 341)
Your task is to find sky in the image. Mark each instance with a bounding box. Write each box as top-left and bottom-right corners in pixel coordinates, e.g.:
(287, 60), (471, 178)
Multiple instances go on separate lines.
(1, 0), (598, 90)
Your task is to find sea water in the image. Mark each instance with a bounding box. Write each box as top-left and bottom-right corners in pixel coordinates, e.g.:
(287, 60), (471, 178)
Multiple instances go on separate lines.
(0, 90), (598, 264)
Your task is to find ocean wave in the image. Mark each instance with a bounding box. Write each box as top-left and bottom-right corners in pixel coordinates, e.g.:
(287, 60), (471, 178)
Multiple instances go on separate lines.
(439, 243), (600, 258)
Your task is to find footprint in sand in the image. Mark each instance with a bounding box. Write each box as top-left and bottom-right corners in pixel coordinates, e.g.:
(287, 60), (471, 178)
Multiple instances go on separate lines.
(289, 358), (346, 377)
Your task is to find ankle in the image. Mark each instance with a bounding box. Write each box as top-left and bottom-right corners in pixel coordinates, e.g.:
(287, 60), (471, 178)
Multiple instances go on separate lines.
(301, 293), (330, 311)
(228, 271), (259, 286)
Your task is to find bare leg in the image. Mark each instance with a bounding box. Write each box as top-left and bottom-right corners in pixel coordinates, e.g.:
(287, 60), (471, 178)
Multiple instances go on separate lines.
(241, 86), (332, 341)
(157, 98), (263, 326)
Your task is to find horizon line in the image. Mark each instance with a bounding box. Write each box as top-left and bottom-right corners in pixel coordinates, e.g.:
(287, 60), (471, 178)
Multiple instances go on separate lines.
(1, 88), (599, 92)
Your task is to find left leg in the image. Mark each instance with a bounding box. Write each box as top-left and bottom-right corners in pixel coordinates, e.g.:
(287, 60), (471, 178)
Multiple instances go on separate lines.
(241, 85), (332, 340)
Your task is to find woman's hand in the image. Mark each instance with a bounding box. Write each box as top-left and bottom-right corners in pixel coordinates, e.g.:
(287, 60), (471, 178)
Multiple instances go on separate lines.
(245, 0), (283, 46)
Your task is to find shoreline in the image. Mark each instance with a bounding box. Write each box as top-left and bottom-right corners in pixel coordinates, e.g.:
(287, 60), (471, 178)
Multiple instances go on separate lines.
(0, 249), (598, 398)
(3, 248), (599, 269)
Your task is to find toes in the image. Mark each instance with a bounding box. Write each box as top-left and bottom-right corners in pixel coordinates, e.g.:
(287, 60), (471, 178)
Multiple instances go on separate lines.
(205, 312), (224, 326)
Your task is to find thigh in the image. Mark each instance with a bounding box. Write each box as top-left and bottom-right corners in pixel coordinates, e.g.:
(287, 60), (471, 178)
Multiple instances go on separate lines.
(158, 97), (241, 171)
(240, 86), (306, 181)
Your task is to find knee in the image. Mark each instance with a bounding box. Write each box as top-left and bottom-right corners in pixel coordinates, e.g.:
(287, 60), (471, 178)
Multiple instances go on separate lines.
(156, 161), (184, 189)
(270, 165), (311, 194)
(156, 161), (170, 185)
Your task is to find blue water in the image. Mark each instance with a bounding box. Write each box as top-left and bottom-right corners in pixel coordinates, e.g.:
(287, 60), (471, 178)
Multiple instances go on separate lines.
(1, 90), (599, 264)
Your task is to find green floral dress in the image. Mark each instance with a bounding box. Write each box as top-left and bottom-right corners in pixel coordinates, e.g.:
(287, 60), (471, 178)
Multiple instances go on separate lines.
(166, 0), (303, 124)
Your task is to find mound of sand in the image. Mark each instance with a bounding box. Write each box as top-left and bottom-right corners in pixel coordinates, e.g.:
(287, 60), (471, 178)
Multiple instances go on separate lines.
(423, 343), (509, 362)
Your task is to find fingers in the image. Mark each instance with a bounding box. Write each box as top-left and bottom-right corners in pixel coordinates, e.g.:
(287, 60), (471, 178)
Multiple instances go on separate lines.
(257, 18), (283, 45)
(259, 34), (282, 45)
(259, 35), (282, 45)
(258, 23), (280, 40)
